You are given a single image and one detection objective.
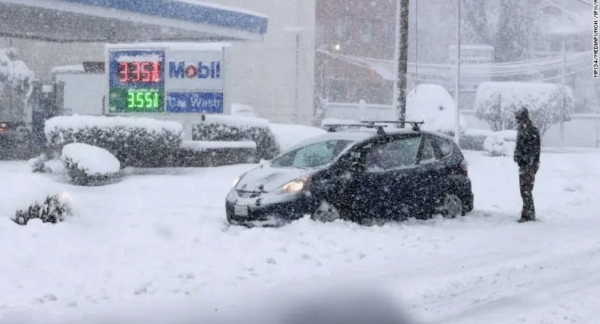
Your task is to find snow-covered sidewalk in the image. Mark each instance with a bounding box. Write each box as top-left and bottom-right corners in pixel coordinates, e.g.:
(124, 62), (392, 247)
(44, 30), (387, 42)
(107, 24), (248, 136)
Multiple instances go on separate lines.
(0, 150), (599, 323)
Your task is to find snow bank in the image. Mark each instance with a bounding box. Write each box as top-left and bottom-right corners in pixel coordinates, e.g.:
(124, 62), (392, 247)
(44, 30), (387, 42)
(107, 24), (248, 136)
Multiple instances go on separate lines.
(61, 143), (121, 174)
(465, 129), (494, 137)
(45, 115), (183, 139)
(270, 123), (326, 150)
(483, 130), (517, 157)
(406, 84), (467, 134)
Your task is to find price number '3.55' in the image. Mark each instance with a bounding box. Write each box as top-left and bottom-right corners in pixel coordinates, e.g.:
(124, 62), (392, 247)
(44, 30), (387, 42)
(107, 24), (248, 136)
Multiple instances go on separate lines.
(127, 90), (159, 109)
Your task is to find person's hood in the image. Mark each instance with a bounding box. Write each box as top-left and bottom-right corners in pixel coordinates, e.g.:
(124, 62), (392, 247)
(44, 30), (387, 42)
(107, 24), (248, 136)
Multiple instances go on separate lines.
(235, 163), (317, 193)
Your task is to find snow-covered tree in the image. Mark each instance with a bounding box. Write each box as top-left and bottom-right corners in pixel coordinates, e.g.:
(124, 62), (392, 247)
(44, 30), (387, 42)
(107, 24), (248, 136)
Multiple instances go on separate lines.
(0, 47), (35, 123)
(474, 81), (575, 136)
(494, 0), (541, 65)
(462, 0), (491, 45)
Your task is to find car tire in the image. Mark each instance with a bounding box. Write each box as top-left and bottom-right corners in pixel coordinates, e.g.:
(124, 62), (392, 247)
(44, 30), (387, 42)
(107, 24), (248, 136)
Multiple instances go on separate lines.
(311, 200), (341, 223)
(439, 193), (465, 218)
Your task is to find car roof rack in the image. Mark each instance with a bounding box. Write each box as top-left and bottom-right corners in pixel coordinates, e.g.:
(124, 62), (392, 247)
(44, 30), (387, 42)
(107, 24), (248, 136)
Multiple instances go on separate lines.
(359, 120), (425, 131)
(324, 120), (425, 135)
(323, 122), (388, 135)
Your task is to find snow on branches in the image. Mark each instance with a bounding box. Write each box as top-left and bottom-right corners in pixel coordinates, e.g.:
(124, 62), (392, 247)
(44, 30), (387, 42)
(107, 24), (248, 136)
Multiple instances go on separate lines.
(474, 81), (575, 135)
(0, 48), (35, 123)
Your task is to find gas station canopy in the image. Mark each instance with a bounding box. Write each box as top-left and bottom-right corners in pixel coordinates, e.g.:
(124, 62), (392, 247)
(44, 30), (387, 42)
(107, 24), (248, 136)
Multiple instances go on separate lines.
(0, 0), (268, 43)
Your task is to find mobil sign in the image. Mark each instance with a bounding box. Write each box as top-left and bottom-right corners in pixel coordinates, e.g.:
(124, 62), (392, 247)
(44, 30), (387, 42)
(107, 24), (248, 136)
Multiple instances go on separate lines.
(168, 60), (221, 79)
(165, 49), (224, 113)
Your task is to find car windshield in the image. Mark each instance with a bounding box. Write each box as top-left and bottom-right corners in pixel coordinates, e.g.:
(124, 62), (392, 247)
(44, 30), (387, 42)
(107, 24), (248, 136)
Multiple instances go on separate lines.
(270, 139), (354, 169)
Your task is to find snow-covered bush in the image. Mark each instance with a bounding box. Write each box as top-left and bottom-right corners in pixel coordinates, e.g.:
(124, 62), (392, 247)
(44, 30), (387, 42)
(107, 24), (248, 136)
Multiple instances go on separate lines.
(0, 48), (35, 124)
(483, 130), (517, 157)
(459, 129), (494, 151)
(173, 141), (257, 167)
(0, 172), (74, 225)
(61, 143), (121, 186)
(45, 115), (183, 167)
(406, 84), (467, 135)
(475, 82), (575, 135)
(192, 114), (280, 161)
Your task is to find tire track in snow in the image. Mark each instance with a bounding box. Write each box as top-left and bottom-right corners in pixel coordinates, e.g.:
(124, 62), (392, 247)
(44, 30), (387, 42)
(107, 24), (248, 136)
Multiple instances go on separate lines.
(408, 245), (600, 324)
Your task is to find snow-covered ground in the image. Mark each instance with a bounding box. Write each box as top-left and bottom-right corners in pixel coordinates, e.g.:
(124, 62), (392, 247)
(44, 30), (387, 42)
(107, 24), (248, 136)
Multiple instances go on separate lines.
(1, 147), (600, 323)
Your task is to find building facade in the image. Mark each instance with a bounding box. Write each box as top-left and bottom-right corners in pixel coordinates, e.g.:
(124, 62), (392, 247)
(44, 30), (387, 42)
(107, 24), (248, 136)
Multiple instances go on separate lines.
(314, 0), (397, 110)
(0, 0), (316, 125)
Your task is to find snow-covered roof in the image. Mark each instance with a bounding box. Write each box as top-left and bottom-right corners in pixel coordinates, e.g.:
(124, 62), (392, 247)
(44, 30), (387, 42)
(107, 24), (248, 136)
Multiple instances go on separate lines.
(0, 0), (268, 43)
(105, 42), (231, 52)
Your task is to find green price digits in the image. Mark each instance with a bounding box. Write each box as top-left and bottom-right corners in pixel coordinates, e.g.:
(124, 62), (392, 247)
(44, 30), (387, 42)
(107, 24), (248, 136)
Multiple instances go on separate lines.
(127, 90), (159, 109)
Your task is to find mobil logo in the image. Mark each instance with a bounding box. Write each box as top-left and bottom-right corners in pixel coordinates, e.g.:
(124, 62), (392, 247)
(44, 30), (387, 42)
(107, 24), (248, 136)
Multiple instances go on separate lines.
(168, 60), (221, 79)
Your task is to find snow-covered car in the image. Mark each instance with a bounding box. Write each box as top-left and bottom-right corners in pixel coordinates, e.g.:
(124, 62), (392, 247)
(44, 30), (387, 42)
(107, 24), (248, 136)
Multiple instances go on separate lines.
(226, 121), (474, 226)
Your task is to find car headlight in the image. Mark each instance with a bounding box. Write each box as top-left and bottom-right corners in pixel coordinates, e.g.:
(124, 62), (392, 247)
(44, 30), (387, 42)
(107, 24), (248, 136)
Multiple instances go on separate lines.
(277, 177), (309, 194)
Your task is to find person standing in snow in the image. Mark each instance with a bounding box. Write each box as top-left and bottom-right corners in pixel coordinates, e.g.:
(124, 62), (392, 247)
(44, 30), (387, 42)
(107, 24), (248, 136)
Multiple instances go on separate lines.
(513, 107), (541, 222)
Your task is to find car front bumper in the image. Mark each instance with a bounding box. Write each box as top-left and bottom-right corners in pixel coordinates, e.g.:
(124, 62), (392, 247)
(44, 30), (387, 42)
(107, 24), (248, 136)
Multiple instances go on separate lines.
(225, 189), (316, 226)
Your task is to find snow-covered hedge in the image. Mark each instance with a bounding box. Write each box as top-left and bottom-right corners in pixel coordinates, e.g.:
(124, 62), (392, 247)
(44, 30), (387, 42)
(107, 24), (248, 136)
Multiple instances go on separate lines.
(192, 114), (280, 161)
(459, 129), (494, 151)
(45, 115), (183, 167)
(406, 84), (467, 135)
(475, 82), (575, 135)
(61, 143), (121, 186)
(483, 130), (517, 157)
(0, 172), (73, 225)
(172, 140), (257, 167)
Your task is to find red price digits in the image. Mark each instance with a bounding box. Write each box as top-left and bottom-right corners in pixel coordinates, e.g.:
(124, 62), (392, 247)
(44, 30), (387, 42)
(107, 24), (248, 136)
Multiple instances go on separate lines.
(151, 62), (160, 82)
(118, 62), (161, 83)
(118, 62), (128, 82)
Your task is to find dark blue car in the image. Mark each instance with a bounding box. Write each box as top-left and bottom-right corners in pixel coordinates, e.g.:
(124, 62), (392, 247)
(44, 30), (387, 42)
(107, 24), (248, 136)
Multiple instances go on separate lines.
(226, 122), (474, 226)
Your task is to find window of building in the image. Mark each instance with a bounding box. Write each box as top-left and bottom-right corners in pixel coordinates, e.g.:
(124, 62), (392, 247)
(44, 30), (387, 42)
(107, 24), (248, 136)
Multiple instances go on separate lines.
(335, 18), (348, 39)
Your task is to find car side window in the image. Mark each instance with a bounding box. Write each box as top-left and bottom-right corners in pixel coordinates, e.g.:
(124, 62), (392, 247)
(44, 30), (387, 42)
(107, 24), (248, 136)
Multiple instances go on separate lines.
(419, 137), (436, 163)
(365, 136), (421, 172)
(434, 137), (453, 158)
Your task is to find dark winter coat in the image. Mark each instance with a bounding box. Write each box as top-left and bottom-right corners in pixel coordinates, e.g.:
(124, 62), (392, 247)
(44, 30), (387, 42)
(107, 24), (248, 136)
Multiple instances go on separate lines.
(514, 113), (541, 169)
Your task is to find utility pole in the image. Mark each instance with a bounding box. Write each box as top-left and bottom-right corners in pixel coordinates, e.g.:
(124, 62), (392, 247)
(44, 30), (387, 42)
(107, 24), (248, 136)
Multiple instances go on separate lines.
(395, 0), (410, 128)
(454, 0), (461, 145)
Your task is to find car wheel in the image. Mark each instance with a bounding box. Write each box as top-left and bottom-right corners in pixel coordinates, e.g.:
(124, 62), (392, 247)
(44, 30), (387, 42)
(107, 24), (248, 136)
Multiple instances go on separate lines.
(439, 193), (464, 218)
(311, 201), (341, 222)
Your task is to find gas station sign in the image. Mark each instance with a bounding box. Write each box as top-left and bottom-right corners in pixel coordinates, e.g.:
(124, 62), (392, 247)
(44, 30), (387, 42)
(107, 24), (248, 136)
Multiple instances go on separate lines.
(106, 44), (225, 114)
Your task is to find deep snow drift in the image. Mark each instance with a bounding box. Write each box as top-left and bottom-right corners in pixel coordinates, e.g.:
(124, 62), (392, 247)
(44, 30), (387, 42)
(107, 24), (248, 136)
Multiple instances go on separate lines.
(1, 147), (600, 323)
